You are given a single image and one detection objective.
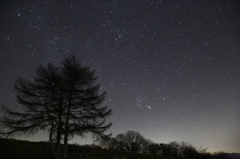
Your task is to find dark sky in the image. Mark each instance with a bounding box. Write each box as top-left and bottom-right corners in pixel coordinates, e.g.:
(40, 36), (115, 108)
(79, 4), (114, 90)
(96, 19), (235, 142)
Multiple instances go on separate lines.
(0, 0), (239, 153)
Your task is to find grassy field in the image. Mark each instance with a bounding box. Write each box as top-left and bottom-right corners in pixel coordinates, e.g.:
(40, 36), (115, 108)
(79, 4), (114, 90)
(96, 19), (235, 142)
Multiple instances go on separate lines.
(0, 138), (53, 159)
(0, 138), (182, 159)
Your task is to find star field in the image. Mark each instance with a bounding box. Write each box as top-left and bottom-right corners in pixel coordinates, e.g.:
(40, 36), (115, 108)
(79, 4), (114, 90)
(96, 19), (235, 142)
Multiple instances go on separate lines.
(0, 0), (239, 153)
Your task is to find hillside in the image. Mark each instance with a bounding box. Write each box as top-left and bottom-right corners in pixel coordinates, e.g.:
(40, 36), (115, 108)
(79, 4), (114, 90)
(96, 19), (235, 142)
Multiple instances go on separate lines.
(0, 138), (53, 159)
(0, 138), (172, 159)
(1, 138), (239, 159)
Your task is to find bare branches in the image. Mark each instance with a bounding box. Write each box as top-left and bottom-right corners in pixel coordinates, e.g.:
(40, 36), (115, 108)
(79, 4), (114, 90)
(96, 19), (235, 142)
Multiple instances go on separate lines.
(0, 55), (112, 159)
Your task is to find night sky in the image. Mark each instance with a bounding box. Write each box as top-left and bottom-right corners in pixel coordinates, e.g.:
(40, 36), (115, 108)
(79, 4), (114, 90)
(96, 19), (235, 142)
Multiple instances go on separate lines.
(0, 0), (239, 153)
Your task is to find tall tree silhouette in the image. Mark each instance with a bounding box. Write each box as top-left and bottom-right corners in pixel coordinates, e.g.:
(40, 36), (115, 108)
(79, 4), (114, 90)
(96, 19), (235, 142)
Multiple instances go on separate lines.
(0, 55), (112, 159)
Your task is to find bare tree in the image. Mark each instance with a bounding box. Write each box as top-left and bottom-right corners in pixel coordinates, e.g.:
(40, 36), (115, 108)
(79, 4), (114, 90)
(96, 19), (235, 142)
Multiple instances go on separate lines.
(96, 137), (118, 150)
(0, 55), (112, 159)
(95, 131), (151, 154)
(115, 133), (127, 151)
(122, 131), (151, 154)
(179, 141), (199, 158)
(166, 141), (180, 157)
(147, 143), (162, 156)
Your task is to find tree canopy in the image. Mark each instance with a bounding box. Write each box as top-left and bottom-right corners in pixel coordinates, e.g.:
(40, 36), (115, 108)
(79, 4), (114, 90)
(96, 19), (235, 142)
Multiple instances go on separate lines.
(0, 55), (112, 159)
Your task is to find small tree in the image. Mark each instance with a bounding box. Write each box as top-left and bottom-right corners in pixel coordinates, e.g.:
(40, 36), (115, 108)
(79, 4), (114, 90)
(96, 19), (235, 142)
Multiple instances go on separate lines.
(115, 133), (127, 151)
(167, 141), (180, 157)
(96, 131), (151, 154)
(147, 143), (162, 156)
(96, 137), (118, 150)
(124, 131), (151, 154)
(179, 141), (199, 158)
(0, 55), (112, 159)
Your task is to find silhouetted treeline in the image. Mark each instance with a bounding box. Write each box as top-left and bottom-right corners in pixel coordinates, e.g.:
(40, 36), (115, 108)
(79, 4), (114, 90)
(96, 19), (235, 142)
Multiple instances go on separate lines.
(96, 131), (151, 154)
(1, 137), (238, 159)
(96, 130), (236, 159)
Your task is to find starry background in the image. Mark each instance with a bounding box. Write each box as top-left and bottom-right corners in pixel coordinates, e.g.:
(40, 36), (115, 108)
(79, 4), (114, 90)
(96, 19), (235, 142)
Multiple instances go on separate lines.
(0, 0), (239, 153)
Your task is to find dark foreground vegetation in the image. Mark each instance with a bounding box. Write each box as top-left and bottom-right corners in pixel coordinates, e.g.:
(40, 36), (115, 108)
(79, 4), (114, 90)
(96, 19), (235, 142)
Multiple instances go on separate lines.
(0, 138), (239, 159)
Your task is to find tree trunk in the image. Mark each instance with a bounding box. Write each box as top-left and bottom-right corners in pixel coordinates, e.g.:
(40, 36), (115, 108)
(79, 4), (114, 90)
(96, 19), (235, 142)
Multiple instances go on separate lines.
(63, 82), (74, 159)
(56, 107), (63, 158)
(49, 126), (60, 159)
(63, 118), (69, 159)
(63, 103), (71, 159)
